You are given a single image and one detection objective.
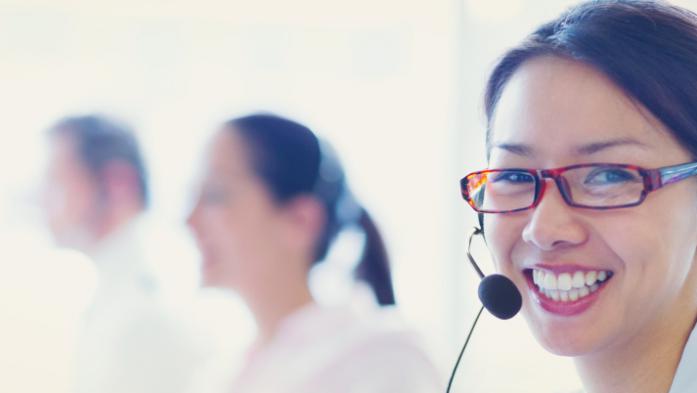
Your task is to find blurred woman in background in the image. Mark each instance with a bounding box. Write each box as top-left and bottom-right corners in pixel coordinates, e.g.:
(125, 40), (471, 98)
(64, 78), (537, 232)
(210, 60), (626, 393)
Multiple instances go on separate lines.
(187, 113), (442, 393)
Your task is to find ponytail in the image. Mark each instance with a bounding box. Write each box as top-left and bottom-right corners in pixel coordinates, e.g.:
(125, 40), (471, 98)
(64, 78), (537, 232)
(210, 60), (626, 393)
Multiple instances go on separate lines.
(354, 209), (395, 306)
(314, 142), (396, 306)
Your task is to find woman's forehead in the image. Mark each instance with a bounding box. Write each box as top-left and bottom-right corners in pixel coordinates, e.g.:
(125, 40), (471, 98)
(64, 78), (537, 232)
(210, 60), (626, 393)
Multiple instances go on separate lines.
(206, 129), (252, 178)
(488, 56), (687, 164)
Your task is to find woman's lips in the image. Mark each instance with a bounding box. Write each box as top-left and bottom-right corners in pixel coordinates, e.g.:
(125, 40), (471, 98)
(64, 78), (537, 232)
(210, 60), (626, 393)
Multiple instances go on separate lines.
(523, 266), (613, 316)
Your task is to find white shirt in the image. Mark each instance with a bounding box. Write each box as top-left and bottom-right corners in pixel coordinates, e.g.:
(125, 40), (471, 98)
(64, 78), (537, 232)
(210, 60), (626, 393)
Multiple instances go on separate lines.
(0, 233), (93, 393)
(669, 322), (697, 393)
(229, 302), (444, 393)
(74, 216), (205, 393)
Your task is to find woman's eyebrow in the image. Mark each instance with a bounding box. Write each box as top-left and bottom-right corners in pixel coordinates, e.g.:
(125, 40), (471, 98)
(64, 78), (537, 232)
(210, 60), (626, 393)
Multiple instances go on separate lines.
(575, 138), (650, 155)
(490, 138), (649, 157)
(489, 142), (534, 157)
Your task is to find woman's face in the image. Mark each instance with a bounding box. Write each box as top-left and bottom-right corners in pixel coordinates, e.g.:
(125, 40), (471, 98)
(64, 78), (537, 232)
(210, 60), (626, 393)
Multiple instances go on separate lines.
(485, 56), (697, 356)
(187, 129), (289, 290)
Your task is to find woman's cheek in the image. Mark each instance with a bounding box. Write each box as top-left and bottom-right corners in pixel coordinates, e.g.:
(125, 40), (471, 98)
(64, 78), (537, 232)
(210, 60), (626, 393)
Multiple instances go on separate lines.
(485, 216), (519, 269)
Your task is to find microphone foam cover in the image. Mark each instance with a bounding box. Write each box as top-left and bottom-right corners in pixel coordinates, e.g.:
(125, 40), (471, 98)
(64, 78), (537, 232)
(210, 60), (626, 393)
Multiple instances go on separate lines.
(478, 274), (522, 320)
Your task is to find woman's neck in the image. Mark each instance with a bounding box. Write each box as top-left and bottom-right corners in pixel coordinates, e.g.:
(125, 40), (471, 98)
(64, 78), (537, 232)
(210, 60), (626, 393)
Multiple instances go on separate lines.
(242, 272), (315, 347)
(575, 302), (697, 393)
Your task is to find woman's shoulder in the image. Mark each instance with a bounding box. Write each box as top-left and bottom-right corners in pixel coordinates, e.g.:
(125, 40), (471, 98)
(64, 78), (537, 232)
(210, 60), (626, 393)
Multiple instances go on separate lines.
(328, 304), (442, 373)
(324, 311), (445, 392)
(253, 302), (445, 392)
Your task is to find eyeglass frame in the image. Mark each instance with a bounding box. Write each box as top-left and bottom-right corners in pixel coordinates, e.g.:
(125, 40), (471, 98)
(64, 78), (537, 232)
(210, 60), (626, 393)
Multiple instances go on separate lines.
(460, 161), (697, 214)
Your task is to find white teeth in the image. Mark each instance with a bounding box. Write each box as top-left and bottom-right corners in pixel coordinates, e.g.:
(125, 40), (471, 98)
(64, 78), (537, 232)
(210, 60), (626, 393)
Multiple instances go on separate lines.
(569, 289), (579, 301)
(585, 271), (597, 286)
(559, 291), (569, 302)
(549, 290), (559, 301)
(543, 273), (558, 290)
(579, 286), (590, 298)
(557, 273), (572, 291)
(572, 271), (586, 288)
(532, 268), (612, 302)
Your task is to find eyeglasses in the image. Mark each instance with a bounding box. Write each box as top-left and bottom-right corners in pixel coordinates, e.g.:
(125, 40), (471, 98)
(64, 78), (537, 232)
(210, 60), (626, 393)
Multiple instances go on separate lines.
(460, 162), (697, 214)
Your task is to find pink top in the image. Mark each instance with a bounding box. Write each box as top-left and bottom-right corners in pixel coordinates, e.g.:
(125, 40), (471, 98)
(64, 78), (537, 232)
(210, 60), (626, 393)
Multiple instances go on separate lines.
(229, 302), (443, 393)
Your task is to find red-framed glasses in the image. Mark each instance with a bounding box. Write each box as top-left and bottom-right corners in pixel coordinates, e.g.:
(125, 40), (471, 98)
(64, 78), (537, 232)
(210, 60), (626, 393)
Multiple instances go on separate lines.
(460, 162), (697, 213)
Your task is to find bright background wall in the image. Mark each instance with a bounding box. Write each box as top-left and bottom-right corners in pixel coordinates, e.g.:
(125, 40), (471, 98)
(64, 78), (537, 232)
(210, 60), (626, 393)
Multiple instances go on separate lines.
(2, 1), (695, 392)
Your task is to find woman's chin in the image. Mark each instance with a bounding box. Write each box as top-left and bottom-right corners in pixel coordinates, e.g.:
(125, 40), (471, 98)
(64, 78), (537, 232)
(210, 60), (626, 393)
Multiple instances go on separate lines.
(518, 291), (619, 358)
(526, 320), (603, 357)
(199, 263), (241, 292)
(200, 258), (224, 287)
(537, 336), (591, 357)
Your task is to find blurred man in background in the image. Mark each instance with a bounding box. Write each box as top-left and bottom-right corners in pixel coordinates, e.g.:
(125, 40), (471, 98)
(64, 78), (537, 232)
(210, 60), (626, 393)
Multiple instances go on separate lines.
(42, 114), (203, 393)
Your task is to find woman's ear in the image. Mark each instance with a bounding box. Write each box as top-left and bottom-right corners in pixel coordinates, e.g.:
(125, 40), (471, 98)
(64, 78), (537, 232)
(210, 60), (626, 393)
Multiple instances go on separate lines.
(281, 196), (326, 253)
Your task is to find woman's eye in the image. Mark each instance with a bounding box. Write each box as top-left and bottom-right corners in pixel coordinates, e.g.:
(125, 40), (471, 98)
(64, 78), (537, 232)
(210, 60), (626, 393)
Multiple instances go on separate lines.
(492, 171), (534, 184)
(201, 186), (230, 204)
(584, 168), (638, 185)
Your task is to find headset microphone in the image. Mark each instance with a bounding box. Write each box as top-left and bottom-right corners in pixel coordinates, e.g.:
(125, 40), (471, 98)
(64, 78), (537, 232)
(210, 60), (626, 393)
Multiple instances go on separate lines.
(478, 274), (522, 320)
(445, 227), (523, 392)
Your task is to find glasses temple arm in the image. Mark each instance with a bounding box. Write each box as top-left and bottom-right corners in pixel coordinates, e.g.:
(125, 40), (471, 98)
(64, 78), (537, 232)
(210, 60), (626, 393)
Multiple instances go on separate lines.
(657, 162), (697, 188)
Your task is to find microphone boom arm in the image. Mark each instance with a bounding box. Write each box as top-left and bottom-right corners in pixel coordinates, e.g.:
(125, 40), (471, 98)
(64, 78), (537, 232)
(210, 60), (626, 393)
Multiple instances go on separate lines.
(445, 305), (484, 393)
(467, 227), (485, 279)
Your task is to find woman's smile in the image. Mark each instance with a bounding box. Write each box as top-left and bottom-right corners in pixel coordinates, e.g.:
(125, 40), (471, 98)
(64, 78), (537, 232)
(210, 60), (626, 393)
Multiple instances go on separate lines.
(524, 264), (613, 316)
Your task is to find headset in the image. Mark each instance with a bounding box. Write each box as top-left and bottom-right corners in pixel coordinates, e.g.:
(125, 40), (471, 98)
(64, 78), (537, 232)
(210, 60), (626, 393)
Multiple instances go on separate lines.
(445, 226), (523, 393)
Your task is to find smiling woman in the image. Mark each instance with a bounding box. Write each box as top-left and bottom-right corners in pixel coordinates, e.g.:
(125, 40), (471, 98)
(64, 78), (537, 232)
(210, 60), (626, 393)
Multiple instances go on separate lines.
(460, 1), (697, 393)
(187, 113), (443, 393)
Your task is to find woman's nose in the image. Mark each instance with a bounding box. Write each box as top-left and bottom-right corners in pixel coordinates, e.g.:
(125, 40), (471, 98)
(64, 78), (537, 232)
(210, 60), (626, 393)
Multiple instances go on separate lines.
(186, 201), (201, 230)
(521, 179), (588, 251)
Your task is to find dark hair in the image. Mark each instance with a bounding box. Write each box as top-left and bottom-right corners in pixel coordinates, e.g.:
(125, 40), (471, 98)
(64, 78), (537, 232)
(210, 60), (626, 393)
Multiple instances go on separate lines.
(485, 0), (697, 158)
(49, 114), (149, 207)
(227, 113), (396, 306)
